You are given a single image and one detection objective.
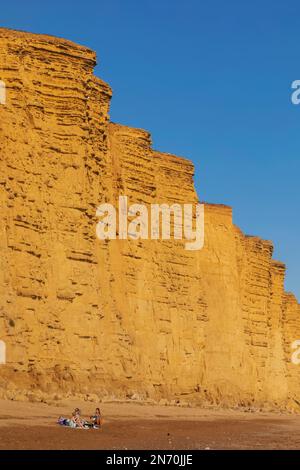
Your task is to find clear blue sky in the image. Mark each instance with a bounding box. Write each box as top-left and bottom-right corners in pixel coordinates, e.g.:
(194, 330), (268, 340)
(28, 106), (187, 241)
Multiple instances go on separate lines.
(1, 1), (300, 299)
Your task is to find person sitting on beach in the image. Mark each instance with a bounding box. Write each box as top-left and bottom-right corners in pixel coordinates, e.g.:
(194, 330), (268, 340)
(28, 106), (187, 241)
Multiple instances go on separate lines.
(71, 408), (85, 428)
(90, 407), (102, 428)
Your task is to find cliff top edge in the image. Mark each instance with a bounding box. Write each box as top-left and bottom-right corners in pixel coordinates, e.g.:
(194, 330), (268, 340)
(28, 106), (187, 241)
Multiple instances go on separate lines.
(0, 27), (95, 57)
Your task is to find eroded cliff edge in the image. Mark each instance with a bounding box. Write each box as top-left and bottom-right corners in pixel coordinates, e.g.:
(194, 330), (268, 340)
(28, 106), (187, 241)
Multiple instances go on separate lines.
(0, 28), (299, 410)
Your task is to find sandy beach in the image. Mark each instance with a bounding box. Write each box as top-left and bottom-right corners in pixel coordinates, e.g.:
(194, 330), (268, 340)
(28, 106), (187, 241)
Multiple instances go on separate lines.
(0, 399), (299, 450)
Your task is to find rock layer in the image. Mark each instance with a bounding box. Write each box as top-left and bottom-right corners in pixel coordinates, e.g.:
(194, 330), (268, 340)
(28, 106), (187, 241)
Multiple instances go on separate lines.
(0, 28), (299, 408)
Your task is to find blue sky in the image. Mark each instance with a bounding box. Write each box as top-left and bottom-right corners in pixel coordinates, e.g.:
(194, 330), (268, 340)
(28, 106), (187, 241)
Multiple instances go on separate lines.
(1, 0), (300, 298)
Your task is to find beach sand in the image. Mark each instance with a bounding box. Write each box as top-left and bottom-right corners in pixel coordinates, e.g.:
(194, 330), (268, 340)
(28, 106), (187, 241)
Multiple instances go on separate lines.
(0, 399), (299, 450)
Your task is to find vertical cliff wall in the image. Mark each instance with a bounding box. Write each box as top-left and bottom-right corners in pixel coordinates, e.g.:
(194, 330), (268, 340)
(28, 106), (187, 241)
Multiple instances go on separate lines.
(0, 28), (299, 409)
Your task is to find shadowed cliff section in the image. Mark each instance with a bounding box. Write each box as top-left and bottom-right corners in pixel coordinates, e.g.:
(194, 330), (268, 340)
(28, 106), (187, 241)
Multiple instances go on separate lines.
(0, 28), (300, 411)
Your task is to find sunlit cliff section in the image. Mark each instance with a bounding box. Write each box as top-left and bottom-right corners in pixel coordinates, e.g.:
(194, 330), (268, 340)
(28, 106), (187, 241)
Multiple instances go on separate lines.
(0, 28), (299, 410)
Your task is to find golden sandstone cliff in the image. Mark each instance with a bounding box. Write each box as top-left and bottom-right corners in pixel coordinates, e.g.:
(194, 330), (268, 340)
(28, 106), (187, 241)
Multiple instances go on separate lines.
(0, 28), (300, 410)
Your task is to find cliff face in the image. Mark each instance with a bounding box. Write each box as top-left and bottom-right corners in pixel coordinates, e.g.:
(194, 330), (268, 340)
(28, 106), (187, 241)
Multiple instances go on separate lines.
(0, 28), (299, 408)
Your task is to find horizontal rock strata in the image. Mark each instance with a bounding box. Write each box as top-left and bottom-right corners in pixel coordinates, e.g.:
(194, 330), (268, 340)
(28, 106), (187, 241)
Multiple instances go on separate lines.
(0, 28), (299, 409)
